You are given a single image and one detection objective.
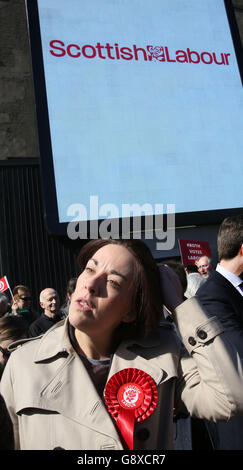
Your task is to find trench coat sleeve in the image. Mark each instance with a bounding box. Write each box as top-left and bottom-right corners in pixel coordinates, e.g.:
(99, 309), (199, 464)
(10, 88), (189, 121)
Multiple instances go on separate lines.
(173, 297), (243, 421)
(0, 360), (20, 449)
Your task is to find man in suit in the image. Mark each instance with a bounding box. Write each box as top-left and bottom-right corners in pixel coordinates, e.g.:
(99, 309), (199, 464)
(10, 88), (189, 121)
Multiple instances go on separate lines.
(197, 214), (243, 449)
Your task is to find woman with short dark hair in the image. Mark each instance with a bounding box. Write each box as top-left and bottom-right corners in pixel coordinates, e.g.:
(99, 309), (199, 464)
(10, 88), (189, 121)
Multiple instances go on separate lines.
(1, 239), (243, 450)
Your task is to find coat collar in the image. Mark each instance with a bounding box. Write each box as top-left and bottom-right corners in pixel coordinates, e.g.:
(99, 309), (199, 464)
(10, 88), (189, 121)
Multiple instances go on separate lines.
(33, 319), (74, 362)
(33, 319), (176, 363)
(7, 319), (71, 359)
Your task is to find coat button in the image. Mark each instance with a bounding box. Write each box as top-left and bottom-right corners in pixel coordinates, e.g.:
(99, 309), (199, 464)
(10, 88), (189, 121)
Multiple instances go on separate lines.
(188, 337), (196, 346)
(197, 330), (207, 340)
(136, 428), (150, 441)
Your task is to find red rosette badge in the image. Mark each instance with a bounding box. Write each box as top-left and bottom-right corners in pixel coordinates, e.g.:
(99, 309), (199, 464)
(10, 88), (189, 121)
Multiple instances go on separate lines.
(104, 368), (158, 450)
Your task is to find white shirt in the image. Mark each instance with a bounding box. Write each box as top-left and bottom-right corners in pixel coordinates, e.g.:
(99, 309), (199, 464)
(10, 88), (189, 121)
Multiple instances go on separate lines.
(216, 264), (243, 297)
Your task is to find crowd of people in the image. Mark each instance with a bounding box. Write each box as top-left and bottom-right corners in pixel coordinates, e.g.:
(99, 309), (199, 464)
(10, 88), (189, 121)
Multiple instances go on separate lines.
(0, 214), (243, 451)
(0, 279), (77, 377)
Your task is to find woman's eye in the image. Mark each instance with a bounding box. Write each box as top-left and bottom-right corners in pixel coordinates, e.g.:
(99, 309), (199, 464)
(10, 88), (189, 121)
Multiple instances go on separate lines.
(85, 266), (93, 273)
(108, 279), (120, 289)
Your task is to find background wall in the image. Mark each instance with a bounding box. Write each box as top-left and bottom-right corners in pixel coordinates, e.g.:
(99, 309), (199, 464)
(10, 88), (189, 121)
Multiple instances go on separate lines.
(0, 158), (81, 311)
(0, 0), (242, 161)
(0, 0), (39, 160)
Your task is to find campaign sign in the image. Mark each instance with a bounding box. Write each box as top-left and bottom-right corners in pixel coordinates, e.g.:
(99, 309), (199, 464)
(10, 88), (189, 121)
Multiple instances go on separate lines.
(178, 239), (212, 265)
(26, 0), (243, 235)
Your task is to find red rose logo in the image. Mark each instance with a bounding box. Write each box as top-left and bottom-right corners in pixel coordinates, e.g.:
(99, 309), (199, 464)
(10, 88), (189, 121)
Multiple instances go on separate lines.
(147, 45), (165, 61)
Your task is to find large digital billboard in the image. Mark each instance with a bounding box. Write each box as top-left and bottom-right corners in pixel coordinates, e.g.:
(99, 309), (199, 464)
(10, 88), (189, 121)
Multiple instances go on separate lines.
(26, 0), (243, 238)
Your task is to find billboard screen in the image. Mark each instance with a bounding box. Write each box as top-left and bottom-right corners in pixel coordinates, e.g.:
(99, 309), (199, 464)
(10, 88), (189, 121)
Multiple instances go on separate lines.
(26, 0), (243, 237)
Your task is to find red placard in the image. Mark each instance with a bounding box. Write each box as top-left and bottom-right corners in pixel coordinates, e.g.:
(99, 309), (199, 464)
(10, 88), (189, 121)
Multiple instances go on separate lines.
(178, 239), (212, 266)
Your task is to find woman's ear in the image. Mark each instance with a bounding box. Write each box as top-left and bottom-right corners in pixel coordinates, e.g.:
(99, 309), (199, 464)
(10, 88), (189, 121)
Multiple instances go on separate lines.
(122, 310), (137, 323)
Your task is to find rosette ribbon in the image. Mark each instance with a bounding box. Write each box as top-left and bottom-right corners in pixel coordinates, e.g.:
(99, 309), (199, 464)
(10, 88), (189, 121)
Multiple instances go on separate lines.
(104, 368), (158, 450)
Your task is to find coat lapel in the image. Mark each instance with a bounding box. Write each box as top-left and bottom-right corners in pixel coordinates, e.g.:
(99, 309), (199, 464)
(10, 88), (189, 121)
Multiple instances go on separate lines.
(213, 271), (243, 301)
(213, 271), (243, 316)
(31, 321), (121, 443)
(38, 351), (122, 444)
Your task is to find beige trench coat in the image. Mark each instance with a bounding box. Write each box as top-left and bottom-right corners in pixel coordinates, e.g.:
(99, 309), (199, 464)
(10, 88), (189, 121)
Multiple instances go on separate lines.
(1, 297), (243, 450)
